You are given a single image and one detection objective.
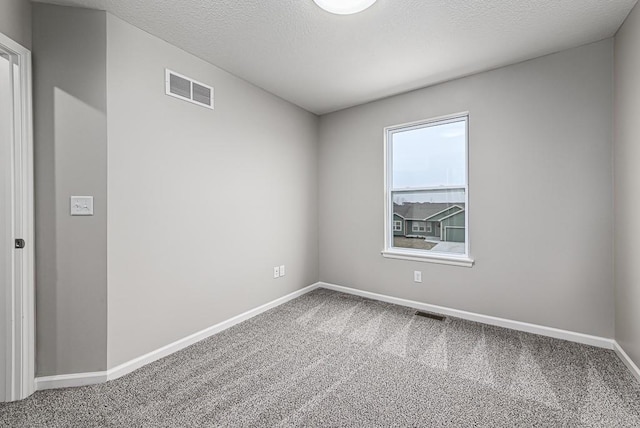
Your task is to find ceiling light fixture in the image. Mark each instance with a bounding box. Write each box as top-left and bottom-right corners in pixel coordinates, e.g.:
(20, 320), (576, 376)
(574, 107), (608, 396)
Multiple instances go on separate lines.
(313, 0), (377, 15)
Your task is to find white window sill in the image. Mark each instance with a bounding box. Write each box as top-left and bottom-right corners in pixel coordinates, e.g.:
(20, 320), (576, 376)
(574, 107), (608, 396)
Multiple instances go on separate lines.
(381, 249), (474, 268)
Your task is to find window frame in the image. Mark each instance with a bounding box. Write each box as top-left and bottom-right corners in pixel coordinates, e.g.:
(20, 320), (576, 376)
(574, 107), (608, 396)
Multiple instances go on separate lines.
(382, 112), (474, 267)
(393, 220), (402, 232)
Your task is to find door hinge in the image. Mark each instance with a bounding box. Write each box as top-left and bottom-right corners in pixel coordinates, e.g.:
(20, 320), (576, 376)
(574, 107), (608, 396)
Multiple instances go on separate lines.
(15, 239), (25, 249)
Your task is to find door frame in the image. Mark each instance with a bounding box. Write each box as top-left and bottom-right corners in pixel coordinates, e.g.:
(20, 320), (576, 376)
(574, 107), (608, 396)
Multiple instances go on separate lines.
(0, 32), (35, 402)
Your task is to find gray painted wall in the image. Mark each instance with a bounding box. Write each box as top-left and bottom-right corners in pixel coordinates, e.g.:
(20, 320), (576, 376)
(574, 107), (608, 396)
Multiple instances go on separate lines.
(26, 3), (622, 377)
(33, 4), (108, 375)
(614, 3), (640, 368)
(319, 40), (614, 338)
(0, 0), (31, 49)
(106, 15), (319, 367)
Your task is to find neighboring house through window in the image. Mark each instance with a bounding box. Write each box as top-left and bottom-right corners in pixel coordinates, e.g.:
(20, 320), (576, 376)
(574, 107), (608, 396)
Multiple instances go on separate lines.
(382, 113), (473, 267)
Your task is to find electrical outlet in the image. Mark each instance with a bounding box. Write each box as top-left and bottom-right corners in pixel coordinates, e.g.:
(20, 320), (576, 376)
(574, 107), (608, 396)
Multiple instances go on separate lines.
(280, 265), (285, 276)
(273, 266), (280, 278)
(414, 271), (422, 283)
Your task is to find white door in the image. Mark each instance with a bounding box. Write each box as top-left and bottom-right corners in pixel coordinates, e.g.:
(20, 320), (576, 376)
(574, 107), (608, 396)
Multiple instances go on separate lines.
(0, 34), (34, 402)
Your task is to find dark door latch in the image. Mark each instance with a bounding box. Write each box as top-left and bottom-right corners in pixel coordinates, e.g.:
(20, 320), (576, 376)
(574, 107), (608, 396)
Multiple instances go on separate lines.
(15, 239), (25, 249)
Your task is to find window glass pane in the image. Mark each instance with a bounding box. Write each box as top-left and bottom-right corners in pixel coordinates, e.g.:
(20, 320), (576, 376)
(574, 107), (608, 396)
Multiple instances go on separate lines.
(391, 189), (466, 255)
(392, 119), (466, 188)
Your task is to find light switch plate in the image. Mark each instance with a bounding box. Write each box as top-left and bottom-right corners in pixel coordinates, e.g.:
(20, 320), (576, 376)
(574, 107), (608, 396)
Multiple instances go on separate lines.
(70, 196), (94, 216)
(414, 271), (422, 283)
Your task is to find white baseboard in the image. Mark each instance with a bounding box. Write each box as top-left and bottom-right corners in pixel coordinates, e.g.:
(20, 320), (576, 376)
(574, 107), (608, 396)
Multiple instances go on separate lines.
(105, 283), (320, 382)
(35, 371), (107, 390)
(35, 281), (638, 391)
(36, 283), (321, 391)
(614, 342), (640, 383)
(318, 282), (616, 350)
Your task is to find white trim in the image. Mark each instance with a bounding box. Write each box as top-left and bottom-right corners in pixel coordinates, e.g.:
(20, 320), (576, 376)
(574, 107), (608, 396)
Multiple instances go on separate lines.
(35, 372), (107, 390)
(385, 112), (469, 133)
(318, 282), (615, 349)
(391, 186), (466, 193)
(36, 283), (321, 390)
(464, 117), (470, 257)
(0, 32), (35, 402)
(381, 249), (474, 267)
(438, 209), (465, 222)
(384, 113), (471, 265)
(106, 283), (316, 381)
(614, 342), (640, 384)
(33, 282), (640, 391)
(422, 204), (464, 221)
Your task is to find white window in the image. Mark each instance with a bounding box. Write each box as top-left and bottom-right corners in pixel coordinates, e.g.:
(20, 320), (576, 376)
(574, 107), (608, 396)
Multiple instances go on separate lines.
(412, 223), (426, 232)
(383, 114), (473, 267)
(393, 220), (402, 232)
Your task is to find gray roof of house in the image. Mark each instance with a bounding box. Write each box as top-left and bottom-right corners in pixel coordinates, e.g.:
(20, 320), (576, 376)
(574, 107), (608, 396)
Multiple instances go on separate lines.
(393, 202), (465, 220)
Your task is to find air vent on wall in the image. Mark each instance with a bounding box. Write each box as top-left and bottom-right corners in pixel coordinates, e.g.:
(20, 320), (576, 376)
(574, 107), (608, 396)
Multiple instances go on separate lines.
(165, 69), (214, 109)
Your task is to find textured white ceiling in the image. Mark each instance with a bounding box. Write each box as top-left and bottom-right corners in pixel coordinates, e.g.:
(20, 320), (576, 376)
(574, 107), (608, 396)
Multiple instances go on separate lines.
(34, 0), (637, 114)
